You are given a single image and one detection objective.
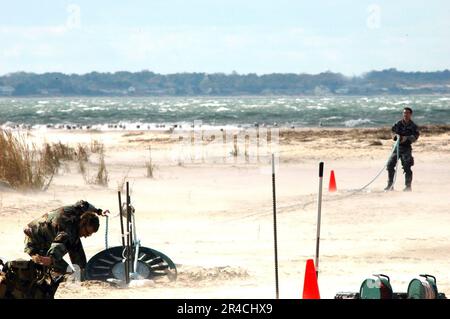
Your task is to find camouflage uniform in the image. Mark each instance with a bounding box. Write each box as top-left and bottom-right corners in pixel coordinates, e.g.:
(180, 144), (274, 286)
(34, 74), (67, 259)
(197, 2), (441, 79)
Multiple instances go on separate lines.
(23, 200), (102, 274)
(0, 259), (64, 299)
(387, 120), (420, 188)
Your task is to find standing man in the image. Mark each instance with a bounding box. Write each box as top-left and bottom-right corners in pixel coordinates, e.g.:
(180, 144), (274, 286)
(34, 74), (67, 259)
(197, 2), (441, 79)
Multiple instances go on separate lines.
(385, 107), (420, 191)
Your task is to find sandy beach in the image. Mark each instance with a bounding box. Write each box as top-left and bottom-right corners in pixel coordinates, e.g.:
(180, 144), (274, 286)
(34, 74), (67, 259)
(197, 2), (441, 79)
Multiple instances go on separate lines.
(1, 125), (449, 299)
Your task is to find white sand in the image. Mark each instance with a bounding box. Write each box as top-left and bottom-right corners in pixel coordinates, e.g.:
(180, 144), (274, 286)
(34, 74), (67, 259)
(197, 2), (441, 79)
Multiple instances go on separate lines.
(1, 128), (449, 299)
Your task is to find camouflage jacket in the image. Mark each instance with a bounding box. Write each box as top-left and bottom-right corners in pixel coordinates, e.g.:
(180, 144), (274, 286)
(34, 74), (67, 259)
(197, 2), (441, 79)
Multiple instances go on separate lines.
(392, 119), (420, 150)
(23, 201), (101, 271)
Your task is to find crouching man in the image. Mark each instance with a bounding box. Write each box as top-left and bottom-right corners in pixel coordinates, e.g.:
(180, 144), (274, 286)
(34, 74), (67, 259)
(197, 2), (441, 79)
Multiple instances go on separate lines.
(23, 200), (107, 279)
(0, 201), (107, 299)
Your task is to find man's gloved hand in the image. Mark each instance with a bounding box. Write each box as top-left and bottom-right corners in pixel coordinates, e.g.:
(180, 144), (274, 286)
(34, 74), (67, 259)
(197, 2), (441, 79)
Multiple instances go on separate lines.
(400, 136), (407, 143)
(32, 255), (53, 266)
(96, 209), (110, 217)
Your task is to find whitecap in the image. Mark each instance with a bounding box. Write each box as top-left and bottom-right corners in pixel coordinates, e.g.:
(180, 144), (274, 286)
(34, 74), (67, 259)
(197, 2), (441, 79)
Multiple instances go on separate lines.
(200, 102), (226, 107)
(344, 118), (372, 127)
(216, 107), (230, 112)
(243, 104), (264, 109)
(306, 105), (328, 110)
(86, 106), (107, 111)
(321, 116), (343, 121)
(393, 100), (411, 105)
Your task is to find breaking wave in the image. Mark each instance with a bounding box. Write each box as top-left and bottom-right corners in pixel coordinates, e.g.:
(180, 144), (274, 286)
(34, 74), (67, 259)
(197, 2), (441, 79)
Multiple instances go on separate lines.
(344, 118), (373, 127)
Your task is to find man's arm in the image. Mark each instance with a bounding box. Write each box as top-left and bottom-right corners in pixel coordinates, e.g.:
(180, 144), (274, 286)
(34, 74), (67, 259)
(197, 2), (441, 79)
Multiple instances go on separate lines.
(44, 231), (72, 272)
(391, 122), (400, 140)
(75, 200), (108, 216)
(47, 231), (69, 262)
(47, 230), (88, 273)
(68, 238), (87, 269)
(407, 124), (420, 143)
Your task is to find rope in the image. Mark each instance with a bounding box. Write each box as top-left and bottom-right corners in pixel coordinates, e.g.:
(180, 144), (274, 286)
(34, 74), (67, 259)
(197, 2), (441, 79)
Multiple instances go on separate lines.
(356, 136), (400, 192)
(211, 136), (403, 224)
(297, 136), (401, 210)
(105, 215), (109, 250)
(104, 210), (126, 251)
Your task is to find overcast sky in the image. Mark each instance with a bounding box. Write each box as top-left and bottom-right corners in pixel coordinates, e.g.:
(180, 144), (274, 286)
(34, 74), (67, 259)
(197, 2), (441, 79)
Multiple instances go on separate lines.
(0, 0), (449, 75)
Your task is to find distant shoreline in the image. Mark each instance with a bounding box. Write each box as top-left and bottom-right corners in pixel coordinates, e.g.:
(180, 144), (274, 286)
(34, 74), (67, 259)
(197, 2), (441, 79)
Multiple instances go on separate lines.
(1, 69), (450, 96)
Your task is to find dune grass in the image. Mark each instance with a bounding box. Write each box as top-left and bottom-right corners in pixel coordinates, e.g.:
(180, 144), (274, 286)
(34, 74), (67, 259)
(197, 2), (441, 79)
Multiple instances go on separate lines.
(94, 145), (109, 186)
(0, 130), (111, 190)
(0, 129), (54, 190)
(145, 146), (156, 178)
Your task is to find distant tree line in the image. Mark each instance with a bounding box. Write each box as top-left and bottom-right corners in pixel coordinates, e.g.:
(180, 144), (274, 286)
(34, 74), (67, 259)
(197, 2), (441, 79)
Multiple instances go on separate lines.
(0, 68), (449, 96)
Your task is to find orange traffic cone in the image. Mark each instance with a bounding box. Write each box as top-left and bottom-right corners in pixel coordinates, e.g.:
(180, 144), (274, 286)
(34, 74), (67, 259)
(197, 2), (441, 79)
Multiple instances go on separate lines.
(302, 259), (320, 299)
(329, 170), (337, 192)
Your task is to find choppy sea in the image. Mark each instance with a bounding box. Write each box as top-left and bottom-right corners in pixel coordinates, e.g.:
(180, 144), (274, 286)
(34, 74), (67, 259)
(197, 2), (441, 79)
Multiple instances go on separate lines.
(1, 96), (449, 130)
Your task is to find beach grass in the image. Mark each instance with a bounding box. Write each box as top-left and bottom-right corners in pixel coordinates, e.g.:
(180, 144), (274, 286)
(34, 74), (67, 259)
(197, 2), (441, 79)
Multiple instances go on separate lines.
(145, 146), (156, 178)
(0, 129), (54, 190)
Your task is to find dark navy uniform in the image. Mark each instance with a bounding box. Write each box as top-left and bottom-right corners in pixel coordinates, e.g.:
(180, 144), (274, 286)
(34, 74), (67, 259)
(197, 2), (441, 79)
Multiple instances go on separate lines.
(386, 120), (420, 189)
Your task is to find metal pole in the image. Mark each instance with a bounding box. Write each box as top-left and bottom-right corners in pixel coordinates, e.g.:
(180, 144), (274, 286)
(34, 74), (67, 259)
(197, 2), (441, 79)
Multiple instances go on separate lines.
(118, 191), (125, 248)
(125, 182), (131, 283)
(392, 134), (400, 189)
(272, 153), (279, 299)
(127, 182), (134, 273)
(132, 214), (140, 274)
(119, 190), (129, 283)
(315, 162), (324, 278)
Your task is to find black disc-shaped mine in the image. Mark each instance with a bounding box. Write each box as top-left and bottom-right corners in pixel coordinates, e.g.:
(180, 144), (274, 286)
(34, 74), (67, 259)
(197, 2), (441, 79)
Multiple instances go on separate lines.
(85, 246), (177, 282)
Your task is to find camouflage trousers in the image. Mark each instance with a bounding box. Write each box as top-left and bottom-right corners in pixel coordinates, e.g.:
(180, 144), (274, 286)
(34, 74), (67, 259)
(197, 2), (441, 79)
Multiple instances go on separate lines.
(387, 148), (414, 187)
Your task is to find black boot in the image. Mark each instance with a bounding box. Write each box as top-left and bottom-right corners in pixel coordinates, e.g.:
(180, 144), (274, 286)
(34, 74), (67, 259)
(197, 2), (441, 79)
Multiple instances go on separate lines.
(384, 170), (395, 191)
(404, 170), (412, 192)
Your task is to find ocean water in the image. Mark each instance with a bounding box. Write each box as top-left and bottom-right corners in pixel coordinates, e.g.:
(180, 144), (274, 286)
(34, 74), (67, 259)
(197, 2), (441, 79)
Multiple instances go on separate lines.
(0, 96), (449, 130)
